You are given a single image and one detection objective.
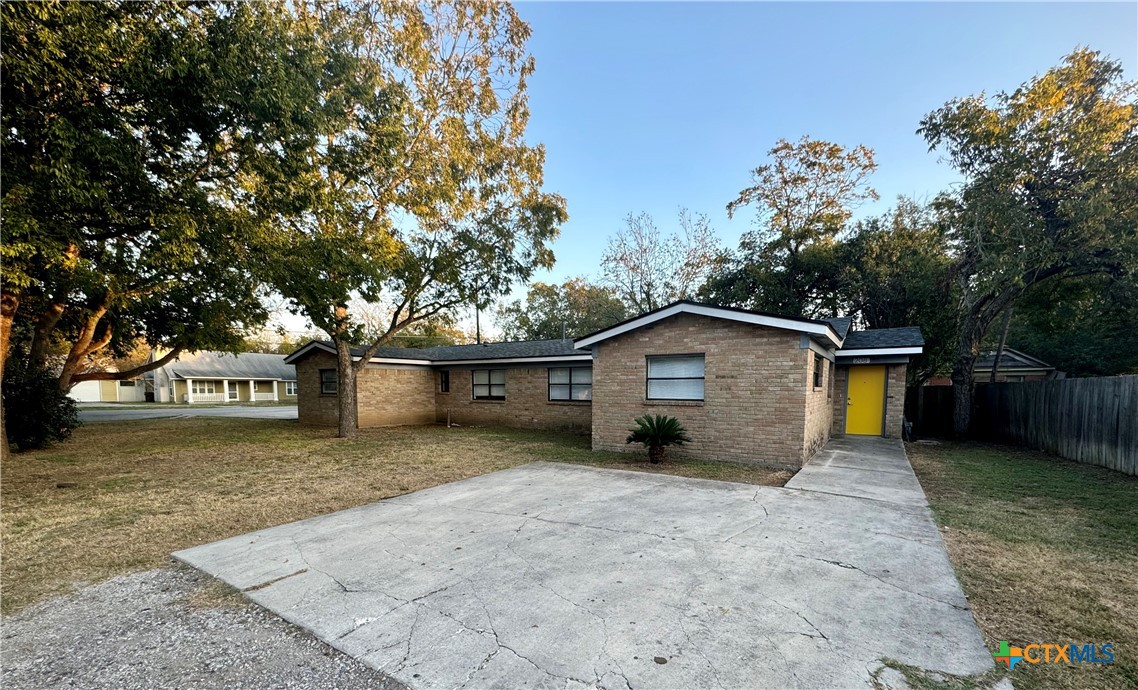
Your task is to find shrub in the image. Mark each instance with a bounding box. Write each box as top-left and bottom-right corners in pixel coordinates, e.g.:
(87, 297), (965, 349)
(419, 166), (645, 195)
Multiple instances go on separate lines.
(626, 414), (692, 464)
(2, 361), (81, 451)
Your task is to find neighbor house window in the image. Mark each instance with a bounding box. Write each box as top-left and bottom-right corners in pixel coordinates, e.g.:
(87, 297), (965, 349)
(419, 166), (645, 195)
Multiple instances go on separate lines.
(191, 380), (216, 395)
(319, 369), (337, 395)
(813, 354), (824, 389)
(285, 381), (298, 396)
(439, 370), (450, 393)
(549, 367), (592, 401)
(472, 369), (505, 400)
(646, 355), (704, 401)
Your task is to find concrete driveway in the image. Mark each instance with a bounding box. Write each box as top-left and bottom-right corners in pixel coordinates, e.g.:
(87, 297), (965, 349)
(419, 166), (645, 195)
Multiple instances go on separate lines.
(175, 438), (996, 689)
(79, 404), (297, 423)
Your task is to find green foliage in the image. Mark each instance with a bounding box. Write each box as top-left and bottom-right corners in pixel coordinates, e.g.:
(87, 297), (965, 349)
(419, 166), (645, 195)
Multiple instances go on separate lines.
(626, 414), (692, 463)
(254, 0), (567, 355)
(1, 0), (328, 386)
(2, 359), (80, 451)
(1004, 275), (1138, 377)
(706, 137), (877, 318)
(840, 199), (958, 384)
(496, 278), (627, 341)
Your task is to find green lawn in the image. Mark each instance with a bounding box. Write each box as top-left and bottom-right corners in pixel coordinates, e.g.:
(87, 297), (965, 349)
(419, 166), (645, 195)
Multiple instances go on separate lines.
(907, 442), (1138, 690)
(1, 418), (790, 614)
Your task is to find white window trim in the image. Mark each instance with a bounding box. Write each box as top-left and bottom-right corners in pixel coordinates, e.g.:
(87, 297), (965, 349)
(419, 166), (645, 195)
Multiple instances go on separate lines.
(646, 354), (706, 402)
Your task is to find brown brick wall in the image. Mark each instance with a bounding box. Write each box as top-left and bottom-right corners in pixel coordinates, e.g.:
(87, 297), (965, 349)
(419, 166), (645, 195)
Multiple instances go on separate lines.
(885, 363), (907, 439)
(295, 351), (339, 426)
(357, 365), (436, 427)
(435, 365), (591, 431)
(832, 365), (849, 435)
(590, 313), (818, 469)
(804, 354), (834, 458)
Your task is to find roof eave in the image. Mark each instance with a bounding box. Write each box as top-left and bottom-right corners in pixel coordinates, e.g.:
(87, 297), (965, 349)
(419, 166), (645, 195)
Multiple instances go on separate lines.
(573, 301), (843, 349)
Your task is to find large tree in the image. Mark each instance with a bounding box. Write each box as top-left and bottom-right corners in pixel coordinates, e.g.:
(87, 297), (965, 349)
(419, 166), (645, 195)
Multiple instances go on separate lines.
(256, 1), (566, 438)
(1, 1), (327, 449)
(495, 278), (627, 341)
(703, 137), (877, 317)
(920, 49), (1138, 435)
(840, 198), (957, 385)
(601, 208), (721, 313)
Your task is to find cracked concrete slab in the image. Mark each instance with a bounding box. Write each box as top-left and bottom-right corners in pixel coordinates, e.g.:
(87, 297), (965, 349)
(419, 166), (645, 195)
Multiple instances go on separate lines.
(175, 439), (995, 689)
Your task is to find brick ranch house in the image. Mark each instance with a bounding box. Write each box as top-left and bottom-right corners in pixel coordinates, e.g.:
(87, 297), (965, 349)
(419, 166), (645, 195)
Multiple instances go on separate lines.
(286, 301), (924, 469)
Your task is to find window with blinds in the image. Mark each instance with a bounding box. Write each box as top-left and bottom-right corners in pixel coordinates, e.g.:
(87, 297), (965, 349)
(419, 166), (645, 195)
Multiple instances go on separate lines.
(646, 355), (705, 401)
(472, 369), (506, 400)
(548, 367), (592, 401)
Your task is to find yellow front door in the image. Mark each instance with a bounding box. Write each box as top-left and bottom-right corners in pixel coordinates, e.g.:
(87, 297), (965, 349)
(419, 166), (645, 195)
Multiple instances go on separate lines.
(845, 365), (886, 435)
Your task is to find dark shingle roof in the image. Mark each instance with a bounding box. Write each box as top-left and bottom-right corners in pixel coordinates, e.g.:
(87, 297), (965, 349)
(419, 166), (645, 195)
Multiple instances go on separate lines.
(343, 339), (583, 362)
(841, 326), (924, 349)
(825, 317), (853, 340)
(975, 348), (1052, 371)
(168, 351), (296, 380)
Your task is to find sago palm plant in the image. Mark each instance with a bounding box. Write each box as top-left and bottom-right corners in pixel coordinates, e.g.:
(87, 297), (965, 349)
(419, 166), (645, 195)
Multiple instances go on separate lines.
(626, 414), (692, 464)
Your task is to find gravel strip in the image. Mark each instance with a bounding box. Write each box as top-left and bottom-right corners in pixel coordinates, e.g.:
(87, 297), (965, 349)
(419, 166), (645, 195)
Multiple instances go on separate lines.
(1, 565), (406, 690)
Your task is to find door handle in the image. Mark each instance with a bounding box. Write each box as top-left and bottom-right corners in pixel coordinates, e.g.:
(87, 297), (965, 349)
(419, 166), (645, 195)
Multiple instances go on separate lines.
(847, 398), (853, 406)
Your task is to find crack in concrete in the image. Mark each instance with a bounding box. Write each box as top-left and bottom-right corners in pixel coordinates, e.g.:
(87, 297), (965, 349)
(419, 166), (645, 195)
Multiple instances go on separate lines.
(795, 554), (969, 612)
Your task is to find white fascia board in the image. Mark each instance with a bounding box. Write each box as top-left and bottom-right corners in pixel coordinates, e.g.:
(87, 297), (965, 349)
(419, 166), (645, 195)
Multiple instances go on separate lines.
(573, 303), (842, 349)
(364, 357), (435, 367)
(410, 354), (593, 367)
(836, 347), (923, 357)
(804, 338), (836, 362)
(364, 354), (592, 367)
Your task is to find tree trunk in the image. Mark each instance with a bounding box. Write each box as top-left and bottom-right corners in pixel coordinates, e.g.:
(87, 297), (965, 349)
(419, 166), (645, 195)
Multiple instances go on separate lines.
(649, 445), (664, 464)
(58, 304), (111, 392)
(335, 337), (358, 439)
(0, 290), (18, 460)
(989, 307), (1013, 383)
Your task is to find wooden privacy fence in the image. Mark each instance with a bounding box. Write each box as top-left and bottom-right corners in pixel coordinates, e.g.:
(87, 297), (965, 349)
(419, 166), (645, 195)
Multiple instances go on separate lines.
(974, 376), (1138, 476)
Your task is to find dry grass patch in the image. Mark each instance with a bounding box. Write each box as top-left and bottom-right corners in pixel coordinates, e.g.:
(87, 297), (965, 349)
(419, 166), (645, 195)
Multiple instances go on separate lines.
(2, 418), (787, 613)
(907, 442), (1138, 690)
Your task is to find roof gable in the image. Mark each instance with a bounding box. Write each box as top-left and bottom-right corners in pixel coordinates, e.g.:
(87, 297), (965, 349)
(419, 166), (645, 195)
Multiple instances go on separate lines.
(573, 301), (844, 349)
(975, 348), (1053, 371)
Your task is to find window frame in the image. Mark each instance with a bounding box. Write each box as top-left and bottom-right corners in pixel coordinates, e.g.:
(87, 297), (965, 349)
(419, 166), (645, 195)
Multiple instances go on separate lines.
(284, 381), (298, 396)
(191, 380), (216, 395)
(439, 370), (450, 394)
(813, 353), (824, 389)
(645, 354), (706, 402)
(319, 369), (337, 395)
(471, 369), (506, 401)
(547, 366), (592, 402)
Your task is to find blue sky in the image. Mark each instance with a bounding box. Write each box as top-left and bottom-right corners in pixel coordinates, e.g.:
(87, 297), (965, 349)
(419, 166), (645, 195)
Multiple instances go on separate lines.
(515, 1), (1138, 286)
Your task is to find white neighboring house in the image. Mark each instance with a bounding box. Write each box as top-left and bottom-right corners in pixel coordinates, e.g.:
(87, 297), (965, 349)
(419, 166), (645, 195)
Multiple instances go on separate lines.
(145, 351), (298, 404)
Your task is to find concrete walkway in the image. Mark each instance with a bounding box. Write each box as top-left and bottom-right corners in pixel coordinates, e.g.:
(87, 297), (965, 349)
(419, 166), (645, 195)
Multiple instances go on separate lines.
(175, 440), (996, 690)
(786, 436), (931, 506)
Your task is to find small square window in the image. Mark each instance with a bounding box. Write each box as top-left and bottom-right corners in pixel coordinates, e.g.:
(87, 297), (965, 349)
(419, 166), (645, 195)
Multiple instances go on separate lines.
(549, 367), (592, 401)
(472, 369), (505, 400)
(285, 381), (298, 396)
(319, 369), (337, 395)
